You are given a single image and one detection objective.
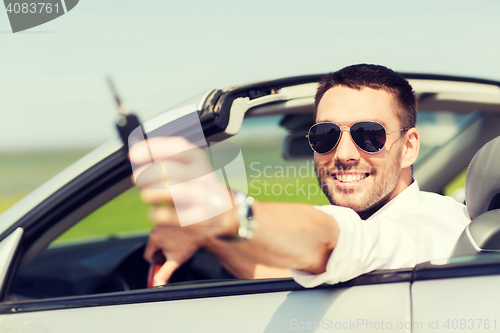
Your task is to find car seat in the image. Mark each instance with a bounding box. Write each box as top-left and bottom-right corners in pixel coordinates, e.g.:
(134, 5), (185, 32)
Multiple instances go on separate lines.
(451, 135), (500, 256)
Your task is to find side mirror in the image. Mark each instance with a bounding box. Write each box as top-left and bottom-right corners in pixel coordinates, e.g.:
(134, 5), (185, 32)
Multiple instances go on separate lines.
(282, 132), (313, 160)
(451, 209), (500, 257)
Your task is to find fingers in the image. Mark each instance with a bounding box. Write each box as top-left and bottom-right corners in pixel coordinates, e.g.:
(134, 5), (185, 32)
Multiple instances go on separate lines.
(133, 162), (169, 189)
(134, 159), (198, 189)
(144, 225), (178, 261)
(143, 224), (206, 286)
(130, 137), (215, 190)
(154, 259), (181, 286)
(139, 179), (211, 205)
(149, 206), (180, 225)
(141, 188), (173, 205)
(144, 233), (161, 262)
(129, 137), (197, 165)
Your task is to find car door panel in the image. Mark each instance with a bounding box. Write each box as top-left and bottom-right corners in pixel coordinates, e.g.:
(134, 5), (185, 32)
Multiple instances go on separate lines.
(412, 275), (500, 333)
(0, 282), (410, 333)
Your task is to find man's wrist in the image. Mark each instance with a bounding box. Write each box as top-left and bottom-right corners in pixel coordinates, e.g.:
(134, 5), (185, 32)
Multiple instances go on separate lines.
(217, 190), (257, 241)
(218, 205), (239, 239)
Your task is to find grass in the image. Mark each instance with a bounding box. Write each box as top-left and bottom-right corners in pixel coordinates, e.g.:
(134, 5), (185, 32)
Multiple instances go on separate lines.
(443, 168), (467, 197)
(54, 187), (153, 243)
(0, 150), (91, 197)
(0, 150), (153, 243)
(0, 194), (27, 215)
(0, 149), (92, 217)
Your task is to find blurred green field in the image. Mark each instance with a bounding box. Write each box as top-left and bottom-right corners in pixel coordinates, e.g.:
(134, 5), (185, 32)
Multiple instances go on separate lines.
(55, 187), (153, 243)
(0, 150), (91, 197)
(0, 150), (90, 216)
(443, 168), (467, 197)
(0, 195), (26, 215)
(0, 150), (152, 243)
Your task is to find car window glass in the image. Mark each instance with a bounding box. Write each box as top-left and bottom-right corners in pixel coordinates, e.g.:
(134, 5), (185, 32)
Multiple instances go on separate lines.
(6, 110), (481, 303)
(6, 187), (153, 302)
(225, 115), (330, 205)
(53, 187), (152, 245)
(227, 111), (478, 205)
(444, 167), (467, 203)
(8, 115), (313, 302)
(415, 111), (479, 164)
(414, 110), (478, 203)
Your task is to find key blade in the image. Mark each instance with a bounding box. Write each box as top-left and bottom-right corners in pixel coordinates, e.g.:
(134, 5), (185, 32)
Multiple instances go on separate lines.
(106, 76), (128, 116)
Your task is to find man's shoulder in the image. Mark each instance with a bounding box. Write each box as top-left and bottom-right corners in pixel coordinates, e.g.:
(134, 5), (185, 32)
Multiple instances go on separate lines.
(420, 190), (449, 200)
(419, 190), (464, 207)
(380, 187), (469, 226)
(414, 190), (470, 225)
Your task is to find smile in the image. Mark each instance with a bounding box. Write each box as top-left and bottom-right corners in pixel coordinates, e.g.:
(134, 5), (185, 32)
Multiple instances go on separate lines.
(333, 173), (371, 183)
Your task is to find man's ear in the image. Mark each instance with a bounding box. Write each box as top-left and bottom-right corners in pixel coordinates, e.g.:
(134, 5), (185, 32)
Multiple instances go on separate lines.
(401, 127), (419, 169)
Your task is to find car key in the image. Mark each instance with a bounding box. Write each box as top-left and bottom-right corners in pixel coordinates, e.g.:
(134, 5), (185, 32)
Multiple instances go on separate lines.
(107, 77), (167, 287)
(107, 77), (143, 149)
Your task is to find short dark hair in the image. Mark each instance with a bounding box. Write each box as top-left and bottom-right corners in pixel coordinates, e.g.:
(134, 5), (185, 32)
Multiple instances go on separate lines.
(314, 64), (417, 128)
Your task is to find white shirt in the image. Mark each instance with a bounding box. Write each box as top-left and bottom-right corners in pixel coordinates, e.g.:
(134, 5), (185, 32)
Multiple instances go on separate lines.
(291, 181), (470, 288)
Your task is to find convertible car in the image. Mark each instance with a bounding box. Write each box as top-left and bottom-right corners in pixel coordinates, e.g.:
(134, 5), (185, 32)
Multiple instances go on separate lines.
(0, 73), (500, 332)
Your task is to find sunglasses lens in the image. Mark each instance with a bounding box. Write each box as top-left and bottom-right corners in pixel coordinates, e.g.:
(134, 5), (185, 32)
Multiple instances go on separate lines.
(308, 123), (341, 154)
(350, 122), (386, 153)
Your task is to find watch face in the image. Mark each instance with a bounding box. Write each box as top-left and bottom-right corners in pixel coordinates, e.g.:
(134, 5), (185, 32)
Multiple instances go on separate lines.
(232, 196), (255, 240)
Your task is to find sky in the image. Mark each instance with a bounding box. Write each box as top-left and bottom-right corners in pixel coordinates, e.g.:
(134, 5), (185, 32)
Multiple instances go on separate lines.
(1, 0), (499, 152)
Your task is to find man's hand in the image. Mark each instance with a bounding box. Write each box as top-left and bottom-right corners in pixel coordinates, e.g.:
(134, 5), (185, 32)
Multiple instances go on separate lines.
(144, 225), (207, 286)
(130, 137), (237, 235)
(129, 137), (238, 285)
(130, 136), (339, 281)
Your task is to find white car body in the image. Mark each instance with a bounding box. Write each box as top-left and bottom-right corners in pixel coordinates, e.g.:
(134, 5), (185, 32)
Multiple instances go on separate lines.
(1, 73), (500, 333)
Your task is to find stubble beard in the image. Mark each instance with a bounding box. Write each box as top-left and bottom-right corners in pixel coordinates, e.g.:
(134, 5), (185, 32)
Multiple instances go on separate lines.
(316, 145), (403, 219)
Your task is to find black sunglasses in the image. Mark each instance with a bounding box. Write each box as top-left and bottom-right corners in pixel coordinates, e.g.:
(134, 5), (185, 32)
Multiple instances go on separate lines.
(306, 121), (410, 154)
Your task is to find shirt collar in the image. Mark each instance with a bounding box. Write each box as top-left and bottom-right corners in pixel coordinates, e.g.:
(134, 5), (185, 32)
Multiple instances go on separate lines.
(367, 180), (422, 221)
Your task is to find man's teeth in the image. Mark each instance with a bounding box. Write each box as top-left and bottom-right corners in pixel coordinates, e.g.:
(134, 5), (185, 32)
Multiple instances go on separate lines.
(335, 173), (370, 182)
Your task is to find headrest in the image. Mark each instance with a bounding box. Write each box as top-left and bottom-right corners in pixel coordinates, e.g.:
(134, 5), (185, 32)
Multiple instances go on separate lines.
(465, 135), (500, 220)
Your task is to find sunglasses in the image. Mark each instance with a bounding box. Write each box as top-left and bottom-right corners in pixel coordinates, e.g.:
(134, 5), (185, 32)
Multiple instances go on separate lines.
(306, 121), (410, 154)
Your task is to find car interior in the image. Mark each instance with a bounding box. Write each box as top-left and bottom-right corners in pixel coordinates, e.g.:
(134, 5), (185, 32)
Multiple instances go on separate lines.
(3, 75), (500, 303)
(451, 135), (500, 257)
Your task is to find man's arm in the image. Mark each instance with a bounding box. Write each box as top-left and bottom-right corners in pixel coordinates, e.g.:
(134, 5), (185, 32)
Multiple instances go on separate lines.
(143, 224), (292, 283)
(203, 238), (292, 279)
(143, 187), (340, 283)
(134, 137), (339, 284)
(212, 200), (339, 274)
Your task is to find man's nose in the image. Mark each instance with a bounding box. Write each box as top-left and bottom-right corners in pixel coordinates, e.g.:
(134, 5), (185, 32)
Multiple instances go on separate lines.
(334, 128), (361, 163)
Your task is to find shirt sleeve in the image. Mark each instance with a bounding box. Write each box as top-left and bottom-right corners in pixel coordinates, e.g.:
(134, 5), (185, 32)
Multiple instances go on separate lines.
(291, 205), (421, 288)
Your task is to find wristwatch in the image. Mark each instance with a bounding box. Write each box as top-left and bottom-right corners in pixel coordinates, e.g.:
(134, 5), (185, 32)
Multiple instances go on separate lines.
(223, 191), (258, 241)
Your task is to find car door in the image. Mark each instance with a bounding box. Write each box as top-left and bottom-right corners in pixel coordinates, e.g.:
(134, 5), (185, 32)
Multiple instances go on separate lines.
(0, 271), (412, 333)
(0, 145), (412, 333)
(0, 152), (411, 331)
(0, 97), (411, 333)
(411, 255), (500, 333)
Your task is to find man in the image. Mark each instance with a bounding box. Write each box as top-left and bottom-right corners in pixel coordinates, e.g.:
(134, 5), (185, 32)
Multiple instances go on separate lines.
(130, 64), (470, 287)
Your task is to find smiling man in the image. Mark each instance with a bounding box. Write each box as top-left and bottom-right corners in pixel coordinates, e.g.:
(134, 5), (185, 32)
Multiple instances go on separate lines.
(311, 65), (419, 221)
(132, 64), (471, 287)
